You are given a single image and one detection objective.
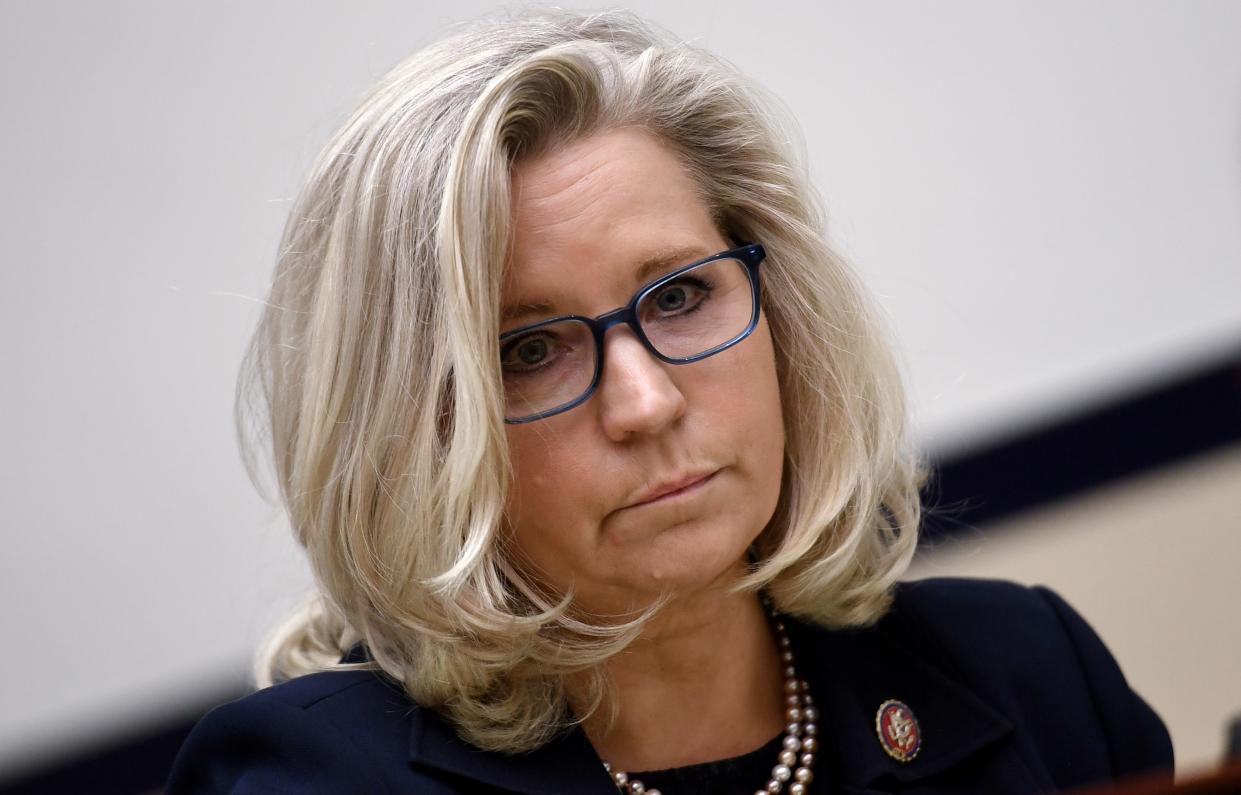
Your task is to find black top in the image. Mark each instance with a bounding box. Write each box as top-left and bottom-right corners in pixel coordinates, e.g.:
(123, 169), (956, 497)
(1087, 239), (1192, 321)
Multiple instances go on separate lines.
(630, 729), (830, 794)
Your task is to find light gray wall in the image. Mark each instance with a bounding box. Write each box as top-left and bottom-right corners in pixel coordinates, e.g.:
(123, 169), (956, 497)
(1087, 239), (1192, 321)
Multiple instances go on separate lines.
(2, 0), (1238, 774)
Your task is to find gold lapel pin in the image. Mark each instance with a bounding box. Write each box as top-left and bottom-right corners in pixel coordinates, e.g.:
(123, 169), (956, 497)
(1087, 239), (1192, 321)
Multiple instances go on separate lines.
(875, 699), (922, 762)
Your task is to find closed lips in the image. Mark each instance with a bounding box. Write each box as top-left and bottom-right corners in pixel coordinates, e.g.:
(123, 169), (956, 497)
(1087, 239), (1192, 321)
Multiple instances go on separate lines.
(628, 469), (718, 507)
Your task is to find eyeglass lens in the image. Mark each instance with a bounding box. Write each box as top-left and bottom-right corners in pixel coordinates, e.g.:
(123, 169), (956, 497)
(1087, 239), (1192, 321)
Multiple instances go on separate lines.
(501, 256), (753, 422)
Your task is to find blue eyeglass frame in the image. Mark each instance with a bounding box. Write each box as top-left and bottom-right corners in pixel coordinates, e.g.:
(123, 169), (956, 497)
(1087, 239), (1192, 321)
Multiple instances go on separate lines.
(500, 242), (766, 424)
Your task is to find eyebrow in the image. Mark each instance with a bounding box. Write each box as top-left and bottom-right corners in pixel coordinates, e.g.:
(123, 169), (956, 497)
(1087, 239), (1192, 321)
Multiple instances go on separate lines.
(500, 244), (713, 325)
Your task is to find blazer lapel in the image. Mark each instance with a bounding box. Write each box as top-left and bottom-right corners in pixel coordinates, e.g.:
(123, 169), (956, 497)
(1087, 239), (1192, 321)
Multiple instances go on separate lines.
(407, 708), (617, 794)
(339, 642), (614, 794)
(785, 617), (1016, 794)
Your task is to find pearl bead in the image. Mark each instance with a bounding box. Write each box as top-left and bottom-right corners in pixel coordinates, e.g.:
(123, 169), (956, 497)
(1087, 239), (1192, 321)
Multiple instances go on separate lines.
(629, 782), (645, 794)
(784, 665), (797, 679)
(803, 722), (818, 736)
(785, 721), (802, 736)
(790, 784), (807, 795)
(772, 764), (792, 782)
(786, 706), (802, 722)
(784, 678), (800, 693)
(781, 650), (794, 663)
(613, 771), (628, 786)
(785, 693), (800, 707)
(801, 736), (818, 752)
(794, 766), (813, 783)
(779, 749), (797, 766)
(803, 706), (818, 722)
(645, 790), (660, 795)
(766, 780), (782, 794)
(783, 734), (801, 752)
(800, 752), (815, 768)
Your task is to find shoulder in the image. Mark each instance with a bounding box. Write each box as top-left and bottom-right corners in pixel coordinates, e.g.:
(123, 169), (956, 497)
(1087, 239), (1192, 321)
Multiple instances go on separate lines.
(884, 576), (1068, 650)
(166, 668), (455, 794)
(876, 576), (1085, 684)
(880, 576), (1174, 779)
(891, 574), (1054, 619)
(249, 665), (412, 724)
(881, 576), (1143, 695)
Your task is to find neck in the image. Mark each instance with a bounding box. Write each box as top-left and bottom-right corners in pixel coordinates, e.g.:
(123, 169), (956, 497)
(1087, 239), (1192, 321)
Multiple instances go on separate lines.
(576, 585), (786, 773)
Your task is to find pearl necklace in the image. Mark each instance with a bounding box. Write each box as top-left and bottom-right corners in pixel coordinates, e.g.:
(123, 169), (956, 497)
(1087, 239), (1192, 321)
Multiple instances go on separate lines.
(601, 603), (819, 795)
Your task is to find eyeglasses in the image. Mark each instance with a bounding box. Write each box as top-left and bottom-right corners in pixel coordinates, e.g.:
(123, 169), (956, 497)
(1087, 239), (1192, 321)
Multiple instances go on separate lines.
(499, 243), (765, 424)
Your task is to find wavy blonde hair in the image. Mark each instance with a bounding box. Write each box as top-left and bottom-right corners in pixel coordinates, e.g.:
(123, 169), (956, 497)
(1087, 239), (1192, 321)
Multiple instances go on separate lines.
(240, 7), (928, 753)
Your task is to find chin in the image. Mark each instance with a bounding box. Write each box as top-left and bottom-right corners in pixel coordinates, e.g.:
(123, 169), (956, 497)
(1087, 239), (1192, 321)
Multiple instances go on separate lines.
(571, 527), (754, 617)
(629, 518), (755, 593)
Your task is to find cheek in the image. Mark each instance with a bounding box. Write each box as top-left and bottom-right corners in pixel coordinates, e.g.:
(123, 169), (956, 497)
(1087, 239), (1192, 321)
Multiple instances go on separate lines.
(697, 319), (783, 439)
(505, 435), (552, 523)
(503, 431), (597, 554)
(710, 321), (785, 494)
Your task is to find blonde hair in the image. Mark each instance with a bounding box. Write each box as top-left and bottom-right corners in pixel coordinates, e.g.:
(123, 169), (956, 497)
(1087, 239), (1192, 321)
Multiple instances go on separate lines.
(240, 7), (928, 753)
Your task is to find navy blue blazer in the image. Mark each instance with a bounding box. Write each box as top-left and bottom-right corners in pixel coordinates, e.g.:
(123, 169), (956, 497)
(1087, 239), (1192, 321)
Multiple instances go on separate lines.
(166, 577), (1174, 794)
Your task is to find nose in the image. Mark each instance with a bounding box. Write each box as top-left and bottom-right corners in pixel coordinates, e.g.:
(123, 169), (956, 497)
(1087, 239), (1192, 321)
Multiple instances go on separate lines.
(596, 325), (687, 441)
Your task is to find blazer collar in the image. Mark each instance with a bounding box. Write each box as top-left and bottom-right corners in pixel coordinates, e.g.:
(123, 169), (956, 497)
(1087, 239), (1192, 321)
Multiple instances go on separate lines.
(408, 706), (616, 795)
(340, 644), (616, 794)
(347, 609), (1013, 795)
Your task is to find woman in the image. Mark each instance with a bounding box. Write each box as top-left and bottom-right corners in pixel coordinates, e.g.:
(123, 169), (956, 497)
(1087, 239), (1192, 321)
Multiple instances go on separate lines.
(168, 8), (1173, 794)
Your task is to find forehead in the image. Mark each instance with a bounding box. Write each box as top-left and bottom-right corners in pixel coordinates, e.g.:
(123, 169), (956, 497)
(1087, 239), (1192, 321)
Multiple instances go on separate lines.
(502, 128), (724, 318)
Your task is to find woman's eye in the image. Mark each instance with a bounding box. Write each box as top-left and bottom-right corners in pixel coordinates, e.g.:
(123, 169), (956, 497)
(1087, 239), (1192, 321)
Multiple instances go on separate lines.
(656, 286), (689, 311)
(501, 334), (553, 371)
(516, 337), (547, 364)
(650, 278), (709, 316)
